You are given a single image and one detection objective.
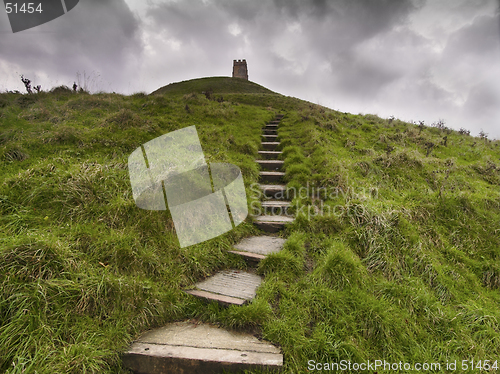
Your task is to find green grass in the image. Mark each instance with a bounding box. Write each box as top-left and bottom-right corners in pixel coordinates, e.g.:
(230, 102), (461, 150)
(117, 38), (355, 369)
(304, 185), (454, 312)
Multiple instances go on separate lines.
(1, 77), (500, 373)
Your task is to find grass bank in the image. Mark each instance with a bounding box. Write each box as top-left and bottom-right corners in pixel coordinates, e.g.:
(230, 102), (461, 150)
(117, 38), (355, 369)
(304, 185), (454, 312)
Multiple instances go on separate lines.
(1, 78), (499, 373)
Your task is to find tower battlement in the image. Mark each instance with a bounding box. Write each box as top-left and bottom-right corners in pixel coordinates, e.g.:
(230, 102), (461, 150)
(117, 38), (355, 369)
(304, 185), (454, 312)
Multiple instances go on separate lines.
(232, 59), (248, 80)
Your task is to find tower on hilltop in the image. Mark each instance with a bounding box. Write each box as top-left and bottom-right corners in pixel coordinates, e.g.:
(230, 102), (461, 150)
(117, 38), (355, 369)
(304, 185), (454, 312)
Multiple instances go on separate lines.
(232, 59), (248, 80)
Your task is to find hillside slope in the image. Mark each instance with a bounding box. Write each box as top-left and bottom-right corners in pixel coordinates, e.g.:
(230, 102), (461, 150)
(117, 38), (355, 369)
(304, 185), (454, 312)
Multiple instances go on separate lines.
(0, 77), (499, 373)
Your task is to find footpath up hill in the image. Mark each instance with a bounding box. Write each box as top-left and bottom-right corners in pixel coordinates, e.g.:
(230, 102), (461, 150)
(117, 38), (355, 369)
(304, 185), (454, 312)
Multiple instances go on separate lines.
(0, 77), (499, 373)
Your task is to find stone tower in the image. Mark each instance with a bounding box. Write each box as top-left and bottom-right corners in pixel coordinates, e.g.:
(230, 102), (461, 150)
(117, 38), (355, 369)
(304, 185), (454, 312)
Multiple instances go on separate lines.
(232, 59), (248, 80)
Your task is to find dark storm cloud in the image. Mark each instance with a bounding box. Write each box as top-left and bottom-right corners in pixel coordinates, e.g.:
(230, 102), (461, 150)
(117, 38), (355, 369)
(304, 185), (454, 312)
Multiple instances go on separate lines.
(443, 13), (499, 61)
(146, 0), (419, 53)
(0, 0), (142, 91)
(145, 0), (420, 93)
(273, 0), (418, 34)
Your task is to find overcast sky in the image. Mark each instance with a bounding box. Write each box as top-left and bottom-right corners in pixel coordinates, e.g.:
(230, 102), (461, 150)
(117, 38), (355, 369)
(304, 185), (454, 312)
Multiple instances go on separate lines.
(1, 0), (499, 138)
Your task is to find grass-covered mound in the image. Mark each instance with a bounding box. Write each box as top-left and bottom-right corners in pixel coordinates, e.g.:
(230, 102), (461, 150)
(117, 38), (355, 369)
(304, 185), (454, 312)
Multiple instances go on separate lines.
(1, 77), (499, 373)
(151, 76), (276, 96)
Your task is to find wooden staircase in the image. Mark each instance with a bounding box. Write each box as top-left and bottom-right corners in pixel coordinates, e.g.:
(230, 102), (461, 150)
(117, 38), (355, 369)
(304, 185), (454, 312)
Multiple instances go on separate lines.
(123, 115), (293, 373)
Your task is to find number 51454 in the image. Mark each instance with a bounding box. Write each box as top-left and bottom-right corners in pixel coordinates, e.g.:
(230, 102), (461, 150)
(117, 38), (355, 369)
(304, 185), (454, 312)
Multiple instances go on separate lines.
(5, 3), (43, 14)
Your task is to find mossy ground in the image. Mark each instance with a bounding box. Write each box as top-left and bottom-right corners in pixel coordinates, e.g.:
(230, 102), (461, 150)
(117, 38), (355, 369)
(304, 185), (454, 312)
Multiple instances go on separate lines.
(1, 78), (499, 373)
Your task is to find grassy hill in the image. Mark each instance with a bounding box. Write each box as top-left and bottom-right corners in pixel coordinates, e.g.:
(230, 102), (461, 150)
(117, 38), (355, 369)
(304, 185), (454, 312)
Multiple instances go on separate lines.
(1, 77), (499, 373)
(151, 76), (276, 96)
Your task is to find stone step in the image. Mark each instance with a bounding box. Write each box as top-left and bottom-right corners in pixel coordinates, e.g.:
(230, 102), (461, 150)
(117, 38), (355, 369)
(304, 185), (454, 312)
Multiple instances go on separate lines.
(269, 120), (280, 124)
(258, 184), (288, 199)
(259, 171), (285, 183)
(184, 270), (262, 305)
(263, 129), (278, 135)
(258, 150), (282, 159)
(253, 215), (295, 233)
(261, 142), (280, 151)
(123, 321), (283, 374)
(228, 235), (286, 262)
(261, 134), (278, 142)
(256, 160), (284, 171)
(261, 200), (292, 215)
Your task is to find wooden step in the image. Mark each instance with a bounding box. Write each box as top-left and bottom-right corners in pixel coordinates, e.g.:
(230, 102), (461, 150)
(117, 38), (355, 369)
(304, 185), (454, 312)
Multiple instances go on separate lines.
(258, 150), (282, 159)
(259, 171), (285, 183)
(269, 120), (280, 124)
(261, 142), (280, 151)
(261, 134), (278, 142)
(264, 125), (279, 130)
(258, 184), (288, 199)
(253, 215), (294, 233)
(263, 129), (278, 135)
(261, 200), (291, 215)
(123, 321), (283, 374)
(228, 235), (286, 262)
(256, 160), (284, 171)
(184, 270), (262, 306)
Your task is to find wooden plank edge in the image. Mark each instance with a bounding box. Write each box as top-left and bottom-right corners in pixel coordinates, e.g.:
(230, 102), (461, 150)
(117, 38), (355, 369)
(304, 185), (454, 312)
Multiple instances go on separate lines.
(184, 289), (247, 306)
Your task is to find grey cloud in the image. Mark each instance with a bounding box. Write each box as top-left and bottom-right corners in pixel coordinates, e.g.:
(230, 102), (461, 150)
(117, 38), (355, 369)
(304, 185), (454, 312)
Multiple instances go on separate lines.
(146, 1), (242, 58)
(147, 0), (420, 61)
(444, 13), (500, 59)
(434, 12), (500, 134)
(463, 81), (500, 116)
(271, 0), (419, 38)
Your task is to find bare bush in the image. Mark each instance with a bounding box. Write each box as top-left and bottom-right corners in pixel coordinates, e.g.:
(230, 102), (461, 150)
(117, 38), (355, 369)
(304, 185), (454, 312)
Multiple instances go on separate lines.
(458, 128), (470, 136)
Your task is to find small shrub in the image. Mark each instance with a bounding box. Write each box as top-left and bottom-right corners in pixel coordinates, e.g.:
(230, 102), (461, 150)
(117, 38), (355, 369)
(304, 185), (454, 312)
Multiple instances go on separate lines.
(418, 121), (425, 134)
(431, 119), (448, 131)
(459, 127), (470, 136)
(425, 142), (435, 157)
(21, 75), (33, 94)
(50, 85), (73, 95)
(203, 88), (213, 100)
